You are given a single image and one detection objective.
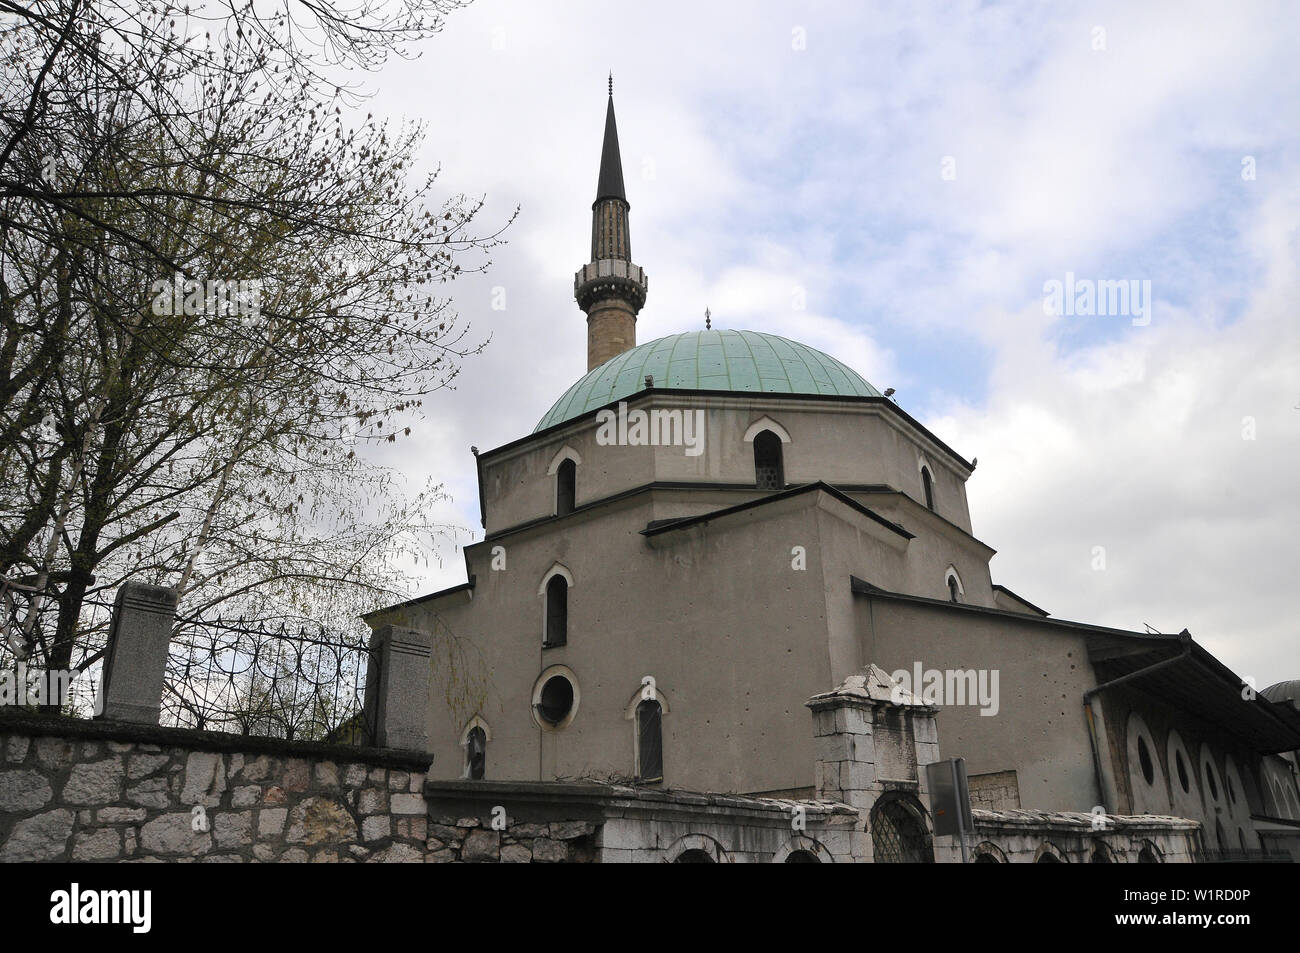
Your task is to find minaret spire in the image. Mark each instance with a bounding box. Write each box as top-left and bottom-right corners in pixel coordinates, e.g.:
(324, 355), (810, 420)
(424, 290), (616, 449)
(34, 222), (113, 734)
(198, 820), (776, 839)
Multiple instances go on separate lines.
(575, 80), (647, 371)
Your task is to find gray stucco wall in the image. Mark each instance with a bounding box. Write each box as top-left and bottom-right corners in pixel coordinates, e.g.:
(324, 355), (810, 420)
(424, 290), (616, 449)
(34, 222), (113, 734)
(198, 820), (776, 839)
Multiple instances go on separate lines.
(854, 597), (1104, 812)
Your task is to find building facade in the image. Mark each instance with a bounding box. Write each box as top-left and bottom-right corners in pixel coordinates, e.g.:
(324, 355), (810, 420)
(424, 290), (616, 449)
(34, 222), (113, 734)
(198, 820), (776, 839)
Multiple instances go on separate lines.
(367, 91), (1300, 862)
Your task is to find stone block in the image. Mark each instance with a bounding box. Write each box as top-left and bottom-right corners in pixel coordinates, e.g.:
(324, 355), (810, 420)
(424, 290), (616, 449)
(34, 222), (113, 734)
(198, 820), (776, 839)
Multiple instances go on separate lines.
(126, 777), (171, 809)
(0, 769), (53, 812)
(99, 582), (178, 723)
(0, 809), (74, 862)
(358, 788), (388, 815)
(34, 738), (75, 769)
(239, 756), (273, 782)
(597, 818), (647, 850)
(396, 817), (427, 841)
(461, 829), (500, 862)
(368, 843), (423, 863)
(63, 759), (126, 804)
(369, 625), (435, 751)
(72, 828), (122, 861)
(342, 764), (368, 788)
(512, 823), (549, 839)
(531, 837), (567, 863)
(362, 815), (390, 843)
(97, 807), (147, 824)
(285, 797), (357, 846)
(140, 812), (211, 855)
(232, 785), (260, 808)
(501, 843), (532, 863)
(4, 736), (30, 763)
(314, 762), (339, 789)
(283, 758), (310, 792)
(390, 793), (424, 816)
(180, 752), (226, 804)
(215, 811), (253, 849)
(550, 820), (596, 840)
(127, 753), (169, 780)
(258, 808), (288, 838)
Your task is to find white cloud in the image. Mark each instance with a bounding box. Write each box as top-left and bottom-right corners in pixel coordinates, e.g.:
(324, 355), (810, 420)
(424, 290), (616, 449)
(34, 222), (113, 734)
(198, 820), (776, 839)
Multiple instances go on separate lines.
(348, 0), (1299, 683)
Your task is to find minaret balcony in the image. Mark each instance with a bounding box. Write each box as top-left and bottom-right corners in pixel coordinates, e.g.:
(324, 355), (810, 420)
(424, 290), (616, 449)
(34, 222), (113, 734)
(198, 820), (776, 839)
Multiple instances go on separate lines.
(574, 259), (648, 311)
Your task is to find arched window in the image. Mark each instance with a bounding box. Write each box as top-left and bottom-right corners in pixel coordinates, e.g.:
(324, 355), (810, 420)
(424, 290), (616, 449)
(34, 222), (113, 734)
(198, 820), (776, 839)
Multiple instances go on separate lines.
(947, 576), (961, 603)
(636, 699), (663, 783)
(556, 458), (576, 516)
(921, 466), (935, 511)
(869, 796), (933, 863)
(544, 575), (568, 647)
(466, 726), (486, 780)
(753, 430), (784, 490)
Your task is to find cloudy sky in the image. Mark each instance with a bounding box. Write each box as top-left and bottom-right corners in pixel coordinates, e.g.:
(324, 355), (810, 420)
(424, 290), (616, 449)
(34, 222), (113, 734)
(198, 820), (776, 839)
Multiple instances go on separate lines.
(354, 0), (1298, 683)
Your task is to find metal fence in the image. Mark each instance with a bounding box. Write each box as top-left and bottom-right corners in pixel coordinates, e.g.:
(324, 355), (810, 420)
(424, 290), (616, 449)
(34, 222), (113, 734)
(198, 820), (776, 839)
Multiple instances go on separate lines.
(0, 577), (113, 718)
(161, 612), (376, 745)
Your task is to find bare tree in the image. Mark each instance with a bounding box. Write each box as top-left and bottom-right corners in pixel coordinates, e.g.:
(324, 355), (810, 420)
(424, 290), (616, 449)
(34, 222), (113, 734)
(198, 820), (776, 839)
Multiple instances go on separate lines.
(0, 0), (507, 714)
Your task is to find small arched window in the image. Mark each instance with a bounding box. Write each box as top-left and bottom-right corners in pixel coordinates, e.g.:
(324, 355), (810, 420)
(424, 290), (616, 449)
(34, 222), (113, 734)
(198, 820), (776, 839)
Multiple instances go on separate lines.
(544, 575), (568, 647)
(921, 466), (935, 511)
(466, 726), (486, 780)
(947, 574), (962, 604)
(869, 796), (933, 863)
(753, 430), (784, 490)
(556, 458), (576, 516)
(636, 699), (663, 783)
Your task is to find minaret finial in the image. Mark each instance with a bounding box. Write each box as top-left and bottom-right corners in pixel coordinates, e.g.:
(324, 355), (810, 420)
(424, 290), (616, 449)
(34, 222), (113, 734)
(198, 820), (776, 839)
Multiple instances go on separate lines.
(608, 72), (613, 97)
(705, 307), (711, 330)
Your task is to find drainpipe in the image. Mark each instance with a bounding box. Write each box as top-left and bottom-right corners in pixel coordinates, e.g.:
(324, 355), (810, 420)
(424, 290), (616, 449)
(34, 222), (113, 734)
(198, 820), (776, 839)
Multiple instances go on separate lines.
(1082, 635), (1192, 813)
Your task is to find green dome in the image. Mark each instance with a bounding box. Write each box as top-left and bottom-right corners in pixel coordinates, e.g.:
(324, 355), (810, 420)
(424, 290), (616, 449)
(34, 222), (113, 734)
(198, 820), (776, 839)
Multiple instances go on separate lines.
(535, 329), (881, 432)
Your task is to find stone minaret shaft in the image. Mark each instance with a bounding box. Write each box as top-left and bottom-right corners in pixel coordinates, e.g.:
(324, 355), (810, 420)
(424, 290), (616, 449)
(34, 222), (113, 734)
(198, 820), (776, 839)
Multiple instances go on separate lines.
(575, 88), (647, 371)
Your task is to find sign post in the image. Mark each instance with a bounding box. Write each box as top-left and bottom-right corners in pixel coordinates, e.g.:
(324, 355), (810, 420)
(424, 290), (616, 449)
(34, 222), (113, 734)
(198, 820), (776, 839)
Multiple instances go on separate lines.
(925, 757), (973, 863)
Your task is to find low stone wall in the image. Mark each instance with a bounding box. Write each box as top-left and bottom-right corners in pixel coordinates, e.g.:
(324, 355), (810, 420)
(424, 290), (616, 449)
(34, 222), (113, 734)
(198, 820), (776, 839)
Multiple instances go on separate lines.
(426, 816), (600, 863)
(423, 779), (860, 862)
(945, 808), (1202, 863)
(0, 712), (432, 863)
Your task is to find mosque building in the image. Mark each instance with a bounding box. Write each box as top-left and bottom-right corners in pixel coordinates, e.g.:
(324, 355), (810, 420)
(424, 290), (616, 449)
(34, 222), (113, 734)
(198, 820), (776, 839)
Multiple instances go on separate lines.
(366, 88), (1300, 863)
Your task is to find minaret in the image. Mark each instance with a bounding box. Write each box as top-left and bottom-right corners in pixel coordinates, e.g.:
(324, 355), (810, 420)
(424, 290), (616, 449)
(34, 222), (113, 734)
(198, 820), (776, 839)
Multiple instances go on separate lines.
(575, 76), (648, 371)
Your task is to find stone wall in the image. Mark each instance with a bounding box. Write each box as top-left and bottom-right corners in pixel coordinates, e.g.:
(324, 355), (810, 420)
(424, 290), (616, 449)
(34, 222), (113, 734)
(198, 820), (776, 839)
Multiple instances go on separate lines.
(423, 779), (859, 863)
(426, 815), (599, 863)
(0, 712), (432, 863)
(968, 769), (1022, 812)
(946, 808), (1202, 864)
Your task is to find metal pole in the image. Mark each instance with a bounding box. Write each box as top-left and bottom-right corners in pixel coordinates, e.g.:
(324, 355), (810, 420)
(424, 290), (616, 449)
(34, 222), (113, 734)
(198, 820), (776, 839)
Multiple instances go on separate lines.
(954, 759), (969, 863)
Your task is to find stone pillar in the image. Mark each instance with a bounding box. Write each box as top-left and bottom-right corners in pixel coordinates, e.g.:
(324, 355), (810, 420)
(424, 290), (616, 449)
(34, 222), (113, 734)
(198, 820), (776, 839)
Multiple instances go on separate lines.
(98, 582), (179, 724)
(367, 625), (434, 752)
(806, 664), (941, 862)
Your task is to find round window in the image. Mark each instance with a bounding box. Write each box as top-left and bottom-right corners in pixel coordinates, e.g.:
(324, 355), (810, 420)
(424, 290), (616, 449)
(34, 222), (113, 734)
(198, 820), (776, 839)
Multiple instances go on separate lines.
(1205, 763), (1219, 801)
(537, 675), (574, 725)
(1137, 736), (1154, 785)
(1175, 751), (1190, 793)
